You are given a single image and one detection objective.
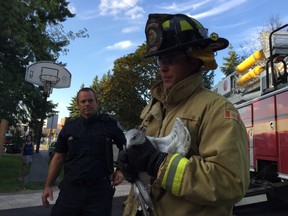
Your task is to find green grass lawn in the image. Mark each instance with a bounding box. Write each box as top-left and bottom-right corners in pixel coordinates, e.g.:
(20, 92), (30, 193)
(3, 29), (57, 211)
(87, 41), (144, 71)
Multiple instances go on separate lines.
(0, 154), (44, 192)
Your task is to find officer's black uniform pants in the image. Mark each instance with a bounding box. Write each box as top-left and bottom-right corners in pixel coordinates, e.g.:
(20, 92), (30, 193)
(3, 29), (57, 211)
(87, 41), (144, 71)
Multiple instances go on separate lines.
(51, 179), (114, 216)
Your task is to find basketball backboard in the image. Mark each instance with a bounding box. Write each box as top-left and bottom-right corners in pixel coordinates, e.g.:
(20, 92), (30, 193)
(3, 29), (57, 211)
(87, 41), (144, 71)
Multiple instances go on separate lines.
(25, 61), (71, 88)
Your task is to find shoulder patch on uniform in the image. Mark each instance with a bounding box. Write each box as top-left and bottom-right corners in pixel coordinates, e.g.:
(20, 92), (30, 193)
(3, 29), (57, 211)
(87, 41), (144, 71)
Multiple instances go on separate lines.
(224, 110), (241, 122)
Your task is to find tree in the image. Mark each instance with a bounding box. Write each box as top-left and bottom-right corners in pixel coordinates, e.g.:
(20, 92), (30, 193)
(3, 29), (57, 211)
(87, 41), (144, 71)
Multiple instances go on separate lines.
(0, 0), (87, 134)
(1, 0), (88, 151)
(202, 70), (215, 89)
(101, 44), (160, 129)
(220, 45), (244, 77)
(262, 15), (283, 32)
(67, 84), (85, 119)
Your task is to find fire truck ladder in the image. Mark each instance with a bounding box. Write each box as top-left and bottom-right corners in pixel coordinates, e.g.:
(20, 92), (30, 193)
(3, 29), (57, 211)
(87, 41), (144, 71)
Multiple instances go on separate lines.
(264, 24), (288, 93)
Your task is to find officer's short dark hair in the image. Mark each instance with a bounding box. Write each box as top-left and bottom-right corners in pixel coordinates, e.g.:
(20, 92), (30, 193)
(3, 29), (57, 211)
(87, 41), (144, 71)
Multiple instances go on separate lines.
(76, 87), (98, 102)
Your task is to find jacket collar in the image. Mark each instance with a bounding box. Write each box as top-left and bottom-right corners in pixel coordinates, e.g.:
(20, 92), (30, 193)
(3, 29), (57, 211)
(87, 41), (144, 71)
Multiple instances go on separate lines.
(80, 113), (99, 126)
(151, 73), (203, 105)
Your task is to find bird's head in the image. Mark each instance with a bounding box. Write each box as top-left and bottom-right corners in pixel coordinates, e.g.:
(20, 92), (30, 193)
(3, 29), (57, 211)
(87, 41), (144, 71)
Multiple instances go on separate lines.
(125, 129), (146, 149)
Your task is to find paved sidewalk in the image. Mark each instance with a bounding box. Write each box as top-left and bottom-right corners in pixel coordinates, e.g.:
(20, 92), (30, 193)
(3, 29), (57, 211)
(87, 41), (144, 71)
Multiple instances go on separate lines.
(0, 183), (130, 210)
(24, 150), (49, 183)
(0, 149), (131, 210)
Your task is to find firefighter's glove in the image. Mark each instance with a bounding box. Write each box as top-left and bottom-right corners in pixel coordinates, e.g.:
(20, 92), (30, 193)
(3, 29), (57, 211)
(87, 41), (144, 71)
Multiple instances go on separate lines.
(126, 138), (168, 178)
(117, 150), (137, 183)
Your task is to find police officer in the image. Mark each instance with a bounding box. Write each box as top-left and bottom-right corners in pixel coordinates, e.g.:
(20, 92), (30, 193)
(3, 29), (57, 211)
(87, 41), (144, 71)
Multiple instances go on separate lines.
(42, 87), (126, 216)
(118, 14), (249, 216)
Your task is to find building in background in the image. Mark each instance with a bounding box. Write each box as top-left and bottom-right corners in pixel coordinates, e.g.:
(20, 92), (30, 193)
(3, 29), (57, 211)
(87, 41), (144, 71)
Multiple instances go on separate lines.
(46, 114), (58, 130)
(42, 115), (70, 145)
(43, 114), (59, 145)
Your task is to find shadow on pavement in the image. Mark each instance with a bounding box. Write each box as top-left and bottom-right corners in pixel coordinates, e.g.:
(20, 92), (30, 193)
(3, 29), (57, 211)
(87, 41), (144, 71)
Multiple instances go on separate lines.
(0, 196), (127, 216)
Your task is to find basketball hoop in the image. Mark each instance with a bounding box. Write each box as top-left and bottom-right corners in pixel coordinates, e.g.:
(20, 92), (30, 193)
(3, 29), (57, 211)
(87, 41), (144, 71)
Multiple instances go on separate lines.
(39, 74), (60, 96)
(25, 61), (71, 97)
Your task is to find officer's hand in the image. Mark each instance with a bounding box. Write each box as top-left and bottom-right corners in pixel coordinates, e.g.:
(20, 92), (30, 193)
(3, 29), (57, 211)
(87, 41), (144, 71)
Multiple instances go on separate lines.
(126, 139), (168, 177)
(117, 150), (137, 183)
(112, 169), (124, 186)
(42, 187), (53, 208)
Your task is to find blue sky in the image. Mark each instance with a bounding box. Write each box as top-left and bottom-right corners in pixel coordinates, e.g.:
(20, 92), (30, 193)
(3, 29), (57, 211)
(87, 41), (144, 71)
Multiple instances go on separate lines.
(49, 0), (288, 122)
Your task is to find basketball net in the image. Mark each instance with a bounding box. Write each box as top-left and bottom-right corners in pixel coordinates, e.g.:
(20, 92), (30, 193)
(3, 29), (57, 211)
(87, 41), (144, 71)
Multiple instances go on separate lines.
(40, 74), (60, 97)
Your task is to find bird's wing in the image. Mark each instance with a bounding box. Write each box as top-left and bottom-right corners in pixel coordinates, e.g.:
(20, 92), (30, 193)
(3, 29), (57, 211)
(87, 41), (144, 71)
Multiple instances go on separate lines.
(147, 118), (191, 156)
(124, 118), (191, 216)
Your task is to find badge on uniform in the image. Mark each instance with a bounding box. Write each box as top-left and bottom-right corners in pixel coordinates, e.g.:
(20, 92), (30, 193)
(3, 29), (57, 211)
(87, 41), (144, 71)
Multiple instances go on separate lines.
(224, 110), (241, 122)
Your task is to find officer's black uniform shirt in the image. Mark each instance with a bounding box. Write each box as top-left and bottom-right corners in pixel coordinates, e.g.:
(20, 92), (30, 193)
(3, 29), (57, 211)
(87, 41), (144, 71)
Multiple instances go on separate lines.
(54, 113), (126, 184)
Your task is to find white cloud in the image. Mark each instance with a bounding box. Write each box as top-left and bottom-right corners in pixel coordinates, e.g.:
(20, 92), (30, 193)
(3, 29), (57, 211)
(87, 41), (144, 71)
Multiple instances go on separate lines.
(77, 9), (99, 20)
(157, 0), (210, 12)
(99, 0), (140, 16)
(122, 26), (140, 33)
(106, 40), (134, 50)
(155, 0), (248, 20)
(217, 21), (250, 30)
(75, 0), (144, 20)
(68, 4), (77, 14)
(125, 6), (144, 19)
(191, 0), (248, 19)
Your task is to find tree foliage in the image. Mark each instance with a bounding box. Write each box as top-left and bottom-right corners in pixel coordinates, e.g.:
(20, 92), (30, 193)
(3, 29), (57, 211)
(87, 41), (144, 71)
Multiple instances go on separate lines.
(202, 70), (215, 89)
(220, 45), (244, 77)
(100, 44), (160, 129)
(262, 15), (283, 32)
(0, 0), (87, 138)
(67, 83), (85, 119)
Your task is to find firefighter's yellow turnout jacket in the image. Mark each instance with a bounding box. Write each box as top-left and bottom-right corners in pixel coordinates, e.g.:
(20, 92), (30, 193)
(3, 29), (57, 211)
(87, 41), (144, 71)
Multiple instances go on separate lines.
(123, 73), (249, 216)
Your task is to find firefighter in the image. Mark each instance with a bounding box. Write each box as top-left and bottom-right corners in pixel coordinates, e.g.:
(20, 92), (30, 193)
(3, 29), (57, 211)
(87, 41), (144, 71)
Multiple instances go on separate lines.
(118, 14), (250, 216)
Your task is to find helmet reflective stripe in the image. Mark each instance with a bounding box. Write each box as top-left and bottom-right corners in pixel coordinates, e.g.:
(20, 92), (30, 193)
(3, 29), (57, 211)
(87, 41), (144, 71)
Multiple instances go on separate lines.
(161, 154), (189, 196)
(162, 19), (195, 32)
(162, 20), (170, 29)
(180, 20), (193, 31)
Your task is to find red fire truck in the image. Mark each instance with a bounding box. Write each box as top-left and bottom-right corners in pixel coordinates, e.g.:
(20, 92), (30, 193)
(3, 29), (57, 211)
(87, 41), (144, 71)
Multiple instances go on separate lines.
(213, 24), (288, 204)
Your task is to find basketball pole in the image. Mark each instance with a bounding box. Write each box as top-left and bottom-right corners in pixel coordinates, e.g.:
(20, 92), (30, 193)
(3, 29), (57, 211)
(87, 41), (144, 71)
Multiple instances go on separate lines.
(0, 119), (9, 157)
(35, 92), (48, 153)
